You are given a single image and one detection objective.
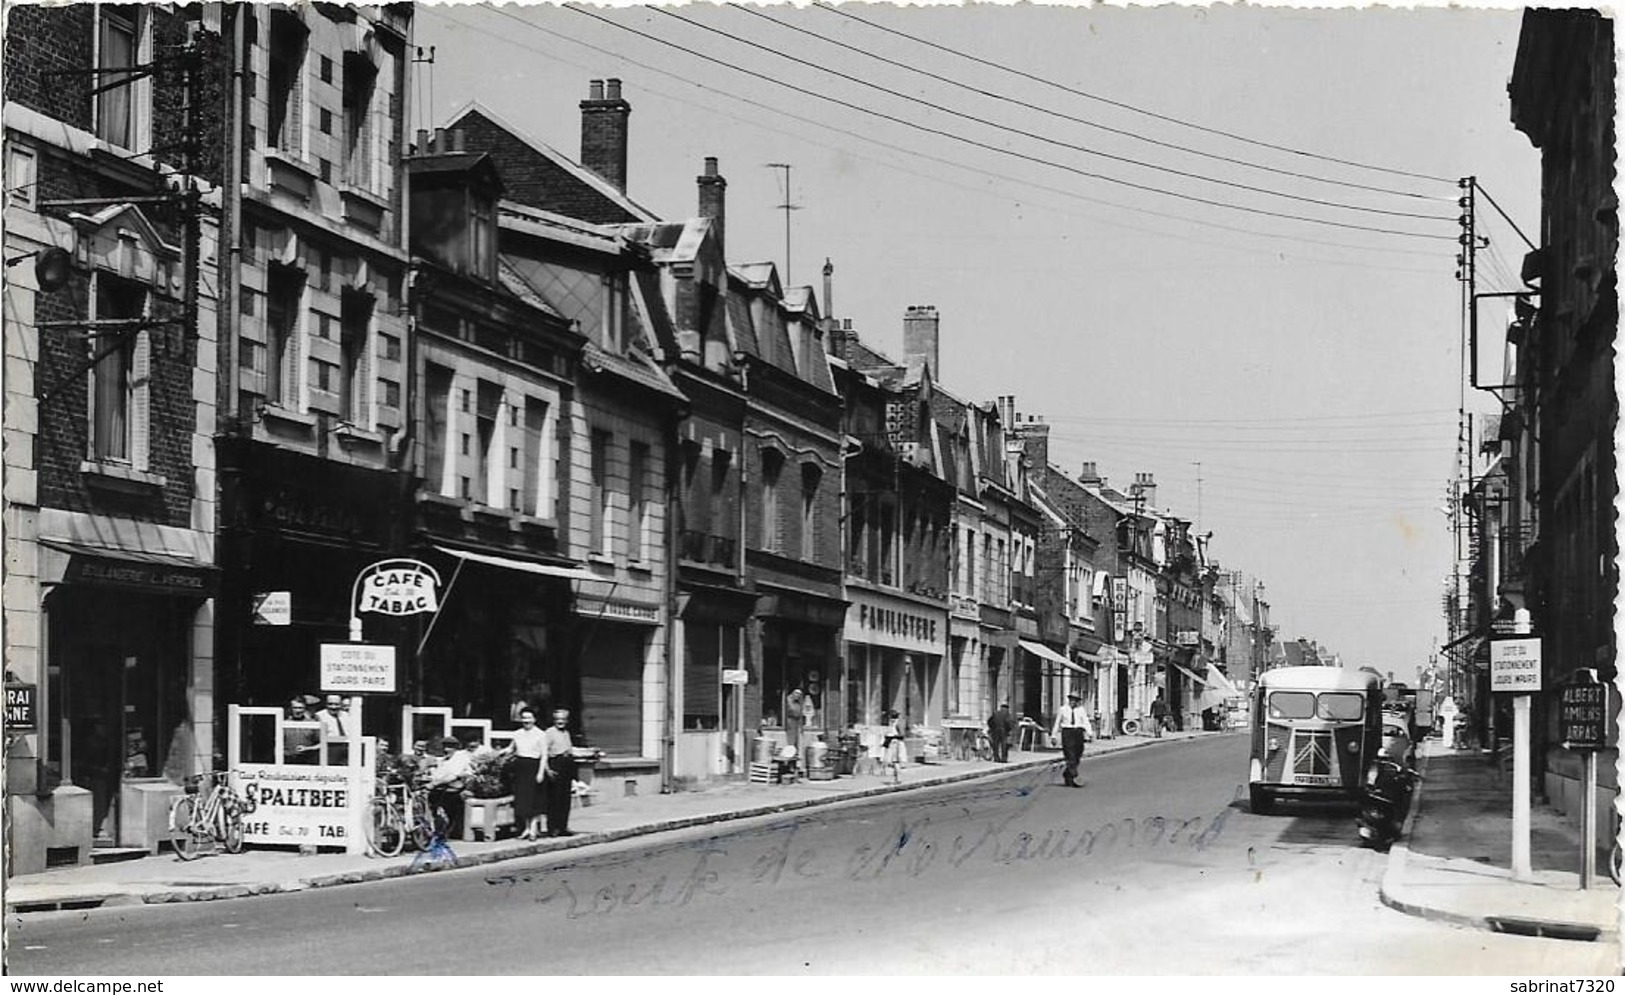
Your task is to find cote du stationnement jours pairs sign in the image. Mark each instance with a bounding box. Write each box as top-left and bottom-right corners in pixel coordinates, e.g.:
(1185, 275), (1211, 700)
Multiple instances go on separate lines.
(1490, 636), (1542, 693)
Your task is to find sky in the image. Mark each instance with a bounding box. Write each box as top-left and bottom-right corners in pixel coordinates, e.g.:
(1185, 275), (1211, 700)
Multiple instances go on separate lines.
(412, 1), (1543, 683)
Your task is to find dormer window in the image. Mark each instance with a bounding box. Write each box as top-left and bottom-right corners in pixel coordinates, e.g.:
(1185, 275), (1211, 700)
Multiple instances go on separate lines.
(470, 195), (494, 280)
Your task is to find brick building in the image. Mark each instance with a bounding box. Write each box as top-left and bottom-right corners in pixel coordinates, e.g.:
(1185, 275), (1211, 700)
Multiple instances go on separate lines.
(4, 4), (224, 870)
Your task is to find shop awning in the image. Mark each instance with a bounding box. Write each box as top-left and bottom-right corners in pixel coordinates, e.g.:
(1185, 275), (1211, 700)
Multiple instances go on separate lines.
(42, 538), (217, 596)
(1171, 661), (1211, 687)
(1019, 639), (1086, 674)
(433, 545), (598, 581)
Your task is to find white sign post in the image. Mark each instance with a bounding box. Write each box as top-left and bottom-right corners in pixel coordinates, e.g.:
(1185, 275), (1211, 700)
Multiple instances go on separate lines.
(1492, 625), (1540, 881)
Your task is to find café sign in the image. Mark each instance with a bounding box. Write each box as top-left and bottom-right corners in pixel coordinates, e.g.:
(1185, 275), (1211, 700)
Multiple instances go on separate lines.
(235, 764), (365, 847)
(355, 559), (441, 617)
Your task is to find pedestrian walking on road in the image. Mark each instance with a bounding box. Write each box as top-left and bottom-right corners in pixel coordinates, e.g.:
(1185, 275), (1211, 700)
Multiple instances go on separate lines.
(988, 702), (1014, 762)
(541, 708), (578, 837)
(1051, 692), (1094, 788)
(1150, 691), (1170, 738)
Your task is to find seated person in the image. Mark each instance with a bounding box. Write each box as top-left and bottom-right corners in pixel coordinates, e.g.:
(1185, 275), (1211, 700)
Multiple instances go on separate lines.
(427, 736), (474, 838)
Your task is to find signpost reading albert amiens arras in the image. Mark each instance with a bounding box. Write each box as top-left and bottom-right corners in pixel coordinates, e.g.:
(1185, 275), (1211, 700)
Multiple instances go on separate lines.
(1559, 670), (1608, 889)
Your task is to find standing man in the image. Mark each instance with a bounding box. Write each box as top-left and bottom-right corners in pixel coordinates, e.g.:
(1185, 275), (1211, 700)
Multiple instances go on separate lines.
(540, 708), (578, 837)
(987, 701), (1015, 762)
(1051, 691), (1095, 788)
(1150, 690), (1169, 738)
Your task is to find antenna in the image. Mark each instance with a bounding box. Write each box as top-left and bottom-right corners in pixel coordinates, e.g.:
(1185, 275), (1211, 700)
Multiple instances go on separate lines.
(766, 163), (801, 284)
(1192, 461), (1203, 533)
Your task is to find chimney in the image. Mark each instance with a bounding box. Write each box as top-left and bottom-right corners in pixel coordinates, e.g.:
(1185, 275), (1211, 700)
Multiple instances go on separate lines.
(581, 77), (631, 192)
(450, 128), (465, 153)
(433, 127), (448, 154)
(903, 305), (939, 379)
(1131, 471), (1157, 507)
(1079, 462), (1100, 485)
(696, 156), (726, 255)
(822, 258), (834, 319)
(415, 129), (429, 155)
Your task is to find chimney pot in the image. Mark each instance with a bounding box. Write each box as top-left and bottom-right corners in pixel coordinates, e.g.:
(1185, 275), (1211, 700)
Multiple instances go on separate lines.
(704, 155), (718, 176)
(451, 129), (465, 153)
(415, 128), (429, 154)
(589, 79), (605, 100)
(606, 78), (622, 100)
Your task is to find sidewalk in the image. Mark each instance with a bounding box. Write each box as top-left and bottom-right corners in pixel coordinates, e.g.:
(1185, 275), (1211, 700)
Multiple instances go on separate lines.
(3, 729), (1209, 914)
(1380, 737), (1621, 945)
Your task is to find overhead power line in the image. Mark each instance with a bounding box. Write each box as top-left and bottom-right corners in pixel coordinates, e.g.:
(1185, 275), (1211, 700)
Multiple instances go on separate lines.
(812, 2), (1458, 188)
(461, 5), (1448, 260)
(670, 6), (1452, 223)
(562, 4), (1454, 241)
(736, 3), (1451, 206)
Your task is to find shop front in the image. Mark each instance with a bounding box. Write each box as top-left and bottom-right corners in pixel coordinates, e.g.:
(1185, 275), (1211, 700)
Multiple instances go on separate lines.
(217, 439), (406, 737)
(754, 587), (846, 749)
(571, 591), (663, 776)
(32, 538), (216, 862)
(843, 585), (948, 732)
(674, 584), (758, 780)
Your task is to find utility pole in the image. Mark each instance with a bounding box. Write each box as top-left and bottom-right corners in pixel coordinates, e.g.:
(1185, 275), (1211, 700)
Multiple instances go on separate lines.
(766, 163), (799, 284)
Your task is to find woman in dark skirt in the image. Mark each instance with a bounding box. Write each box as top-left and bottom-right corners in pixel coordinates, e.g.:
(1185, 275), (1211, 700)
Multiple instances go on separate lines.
(506, 708), (547, 840)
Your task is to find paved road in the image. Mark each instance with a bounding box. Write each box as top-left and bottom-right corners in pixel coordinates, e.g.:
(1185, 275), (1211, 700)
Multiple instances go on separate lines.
(9, 735), (1616, 974)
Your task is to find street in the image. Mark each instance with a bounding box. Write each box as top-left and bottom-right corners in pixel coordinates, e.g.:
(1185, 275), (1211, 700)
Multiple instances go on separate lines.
(8, 735), (1616, 975)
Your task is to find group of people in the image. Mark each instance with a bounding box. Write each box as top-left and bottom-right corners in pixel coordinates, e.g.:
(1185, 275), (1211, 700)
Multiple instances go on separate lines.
(283, 694), (355, 763)
(414, 707), (585, 841)
(983, 692), (1098, 787)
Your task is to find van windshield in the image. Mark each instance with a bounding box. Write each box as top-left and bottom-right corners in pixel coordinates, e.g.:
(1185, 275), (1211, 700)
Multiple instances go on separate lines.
(1267, 691), (1316, 719)
(1317, 692), (1366, 721)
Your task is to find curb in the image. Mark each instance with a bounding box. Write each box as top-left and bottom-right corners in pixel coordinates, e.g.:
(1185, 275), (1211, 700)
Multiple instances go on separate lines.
(6, 733), (1206, 914)
(1376, 748), (1614, 943)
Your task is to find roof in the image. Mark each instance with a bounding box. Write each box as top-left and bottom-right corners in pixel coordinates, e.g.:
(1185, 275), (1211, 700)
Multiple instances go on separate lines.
(445, 100), (660, 225)
(581, 340), (686, 403)
(496, 258), (566, 320)
(1258, 666), (1379, 693)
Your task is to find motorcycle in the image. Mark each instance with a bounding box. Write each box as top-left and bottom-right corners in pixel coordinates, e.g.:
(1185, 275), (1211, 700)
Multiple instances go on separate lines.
(1356, 757), (1420, 851)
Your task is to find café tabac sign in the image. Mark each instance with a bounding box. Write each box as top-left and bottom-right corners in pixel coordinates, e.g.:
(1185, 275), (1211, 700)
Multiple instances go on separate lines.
(354, 559), (442, 617)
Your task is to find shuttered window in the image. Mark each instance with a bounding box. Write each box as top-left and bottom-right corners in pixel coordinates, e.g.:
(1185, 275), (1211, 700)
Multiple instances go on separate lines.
(580, 626), (645, 755)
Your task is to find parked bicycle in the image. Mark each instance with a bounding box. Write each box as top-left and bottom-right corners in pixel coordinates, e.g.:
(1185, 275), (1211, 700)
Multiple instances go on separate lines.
(169, 772), (254, 861)
(365, 776), (449, 858)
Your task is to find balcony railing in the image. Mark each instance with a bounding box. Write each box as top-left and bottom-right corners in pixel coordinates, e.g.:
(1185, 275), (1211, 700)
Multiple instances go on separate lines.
(679, 529), (737, 570)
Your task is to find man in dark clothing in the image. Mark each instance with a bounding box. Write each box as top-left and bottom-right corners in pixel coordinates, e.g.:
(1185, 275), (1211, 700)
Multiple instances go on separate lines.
(1150, 691), (1170, 738)
(987, 702), (1015, 762)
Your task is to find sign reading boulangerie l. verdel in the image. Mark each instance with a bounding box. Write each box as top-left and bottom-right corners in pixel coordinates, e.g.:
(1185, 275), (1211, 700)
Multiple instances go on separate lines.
(236, 763), (364, 846)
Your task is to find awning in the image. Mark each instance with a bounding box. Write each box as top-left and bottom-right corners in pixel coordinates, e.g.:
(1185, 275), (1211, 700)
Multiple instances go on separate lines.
(1204, 665), (1242, 696)
(433, 545), (598, 581)
(42, 538), (217, 597)
(1171, 661), (1211, 687)
(1019, 639), (1086, 675)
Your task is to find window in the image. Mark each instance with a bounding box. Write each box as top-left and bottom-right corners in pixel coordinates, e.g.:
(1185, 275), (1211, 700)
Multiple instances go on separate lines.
(878, 502), (896, 586)
(800, 464), (821, 561)
(95, 7), (139, 149)
(760, 449), (783, 551)
(475, 382), (502, 506)
(423, 364), (453, 496)
(683, 623), (737, 731)
(981, 534), (993, 601)
(267, 11), (307, 154)
(590, 430), (612, 555)
(523, 398), (551, 519)
(470, 197), (494, 281)
(265, 266), (304, 408)
(629, 442), (650, 562)
(601, 272), (627, 352)
(341, 52), (376, 190)
(7, 143), (36, 208)
(89, 274), (145, 462)
(339, 292), (372, 425)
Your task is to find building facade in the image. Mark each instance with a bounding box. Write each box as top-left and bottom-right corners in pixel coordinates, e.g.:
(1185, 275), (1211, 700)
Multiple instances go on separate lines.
(4, 4), (226, 869)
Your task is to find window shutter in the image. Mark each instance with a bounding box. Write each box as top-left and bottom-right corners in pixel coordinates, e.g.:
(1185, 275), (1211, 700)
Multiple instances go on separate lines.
(130, 330), (150, 470)
(580, 627), (645, 755)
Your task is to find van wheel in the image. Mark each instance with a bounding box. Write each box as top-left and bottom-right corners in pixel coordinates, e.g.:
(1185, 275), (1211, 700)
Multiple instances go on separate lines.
(1250, 785), (1274, 815)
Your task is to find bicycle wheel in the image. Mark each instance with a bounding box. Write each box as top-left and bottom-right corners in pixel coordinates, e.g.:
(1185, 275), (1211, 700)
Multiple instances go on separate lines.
(171, 796), (202, 861)
(221, 796), (246, 854)
(1609, 842), (1621, 886)
(409, 794), (435, 852)
(366, 797), (405, 858)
